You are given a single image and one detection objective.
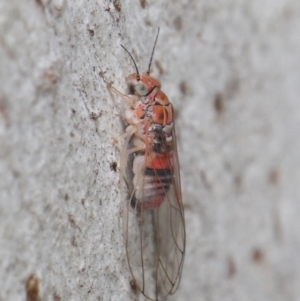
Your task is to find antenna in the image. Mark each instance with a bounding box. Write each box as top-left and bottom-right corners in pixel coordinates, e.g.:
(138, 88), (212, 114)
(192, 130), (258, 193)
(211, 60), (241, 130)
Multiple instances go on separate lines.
(147, 27), (160, 75)
(121, 44), (140, 81)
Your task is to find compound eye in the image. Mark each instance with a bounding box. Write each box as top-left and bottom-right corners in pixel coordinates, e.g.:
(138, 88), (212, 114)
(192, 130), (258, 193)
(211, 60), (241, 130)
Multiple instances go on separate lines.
(135, 83), (149, 96)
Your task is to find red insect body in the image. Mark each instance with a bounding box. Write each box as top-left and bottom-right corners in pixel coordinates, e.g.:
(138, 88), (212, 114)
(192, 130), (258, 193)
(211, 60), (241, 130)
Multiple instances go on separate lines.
(110, 29), (185, 301)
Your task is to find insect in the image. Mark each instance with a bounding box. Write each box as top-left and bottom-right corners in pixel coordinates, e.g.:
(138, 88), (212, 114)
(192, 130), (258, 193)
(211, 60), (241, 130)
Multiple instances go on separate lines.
(110, 28), (185, 301)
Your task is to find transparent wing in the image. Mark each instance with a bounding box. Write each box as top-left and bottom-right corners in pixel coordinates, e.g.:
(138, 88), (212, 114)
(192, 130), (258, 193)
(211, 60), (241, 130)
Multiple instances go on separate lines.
(121, 125), (185, 301)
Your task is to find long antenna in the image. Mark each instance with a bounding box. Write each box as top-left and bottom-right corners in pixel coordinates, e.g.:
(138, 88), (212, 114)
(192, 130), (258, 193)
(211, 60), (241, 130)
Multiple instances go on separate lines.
(121, 44), (140, 81)
(147, 27), (160, 75)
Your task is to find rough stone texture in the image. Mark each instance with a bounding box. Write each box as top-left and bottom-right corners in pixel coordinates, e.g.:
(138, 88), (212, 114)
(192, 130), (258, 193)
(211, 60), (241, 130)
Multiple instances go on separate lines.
(1, 0), (300, 301)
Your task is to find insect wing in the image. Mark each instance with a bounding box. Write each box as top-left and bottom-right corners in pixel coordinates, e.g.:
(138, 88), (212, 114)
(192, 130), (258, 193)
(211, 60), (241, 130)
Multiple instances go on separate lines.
(121, 125), (185, 301)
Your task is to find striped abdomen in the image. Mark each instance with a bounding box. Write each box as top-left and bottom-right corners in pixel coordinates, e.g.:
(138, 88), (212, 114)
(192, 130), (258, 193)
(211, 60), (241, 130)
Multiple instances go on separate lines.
(132, 154), (172, 211)
(140, 167), (172, 210)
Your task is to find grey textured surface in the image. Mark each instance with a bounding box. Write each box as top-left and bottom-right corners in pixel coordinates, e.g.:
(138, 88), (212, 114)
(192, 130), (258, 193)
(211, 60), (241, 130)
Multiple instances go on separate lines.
(1, 0), (300, 301)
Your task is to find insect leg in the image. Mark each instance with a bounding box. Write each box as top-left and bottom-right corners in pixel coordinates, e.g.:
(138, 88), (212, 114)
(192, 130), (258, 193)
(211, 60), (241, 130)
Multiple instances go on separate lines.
(108, 85), (135, 106)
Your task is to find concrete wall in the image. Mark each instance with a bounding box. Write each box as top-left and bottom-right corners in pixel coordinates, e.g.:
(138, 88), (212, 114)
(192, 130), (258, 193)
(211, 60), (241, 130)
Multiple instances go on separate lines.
(1, 0), (300, 300)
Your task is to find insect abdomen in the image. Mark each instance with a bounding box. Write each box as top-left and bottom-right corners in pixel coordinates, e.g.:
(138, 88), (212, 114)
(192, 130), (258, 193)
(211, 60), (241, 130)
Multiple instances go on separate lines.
(143, 167), (171, 209)
(133, 162), (172, 210)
